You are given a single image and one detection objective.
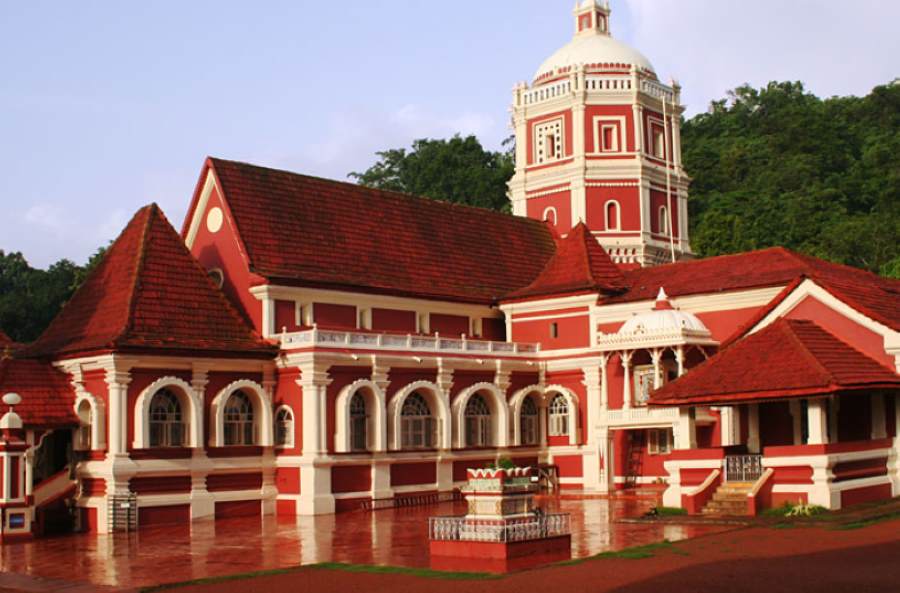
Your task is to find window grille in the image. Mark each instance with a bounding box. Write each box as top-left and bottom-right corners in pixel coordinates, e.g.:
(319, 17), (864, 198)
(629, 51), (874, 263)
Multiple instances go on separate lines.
(464, 394), (492, 447)
(349, 393), (368, 451)
(224, 390), (256, 446)
(520, 396), (539, 445)
(275, 407), (294, 448)
(401, 392), (436, 449)
(548, 394), (569, 437)
(149, 389), (185, 448)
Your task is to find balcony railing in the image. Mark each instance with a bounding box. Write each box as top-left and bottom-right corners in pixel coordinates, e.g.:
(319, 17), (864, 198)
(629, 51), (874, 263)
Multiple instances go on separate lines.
(280, 328), (540, 356)
(605, 406), (679, 426)
(429, 514), (570, 543)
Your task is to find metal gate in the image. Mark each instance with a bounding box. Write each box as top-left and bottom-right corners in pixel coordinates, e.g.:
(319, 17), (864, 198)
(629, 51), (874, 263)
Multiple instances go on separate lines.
(724, 455), (762, 482)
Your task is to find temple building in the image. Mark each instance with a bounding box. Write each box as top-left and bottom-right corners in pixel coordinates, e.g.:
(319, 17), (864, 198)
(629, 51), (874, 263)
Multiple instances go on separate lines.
(0, 0), (897, 539)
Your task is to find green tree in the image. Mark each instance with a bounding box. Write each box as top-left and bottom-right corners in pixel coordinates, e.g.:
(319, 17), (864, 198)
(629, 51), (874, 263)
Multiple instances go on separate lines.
(683, 81), (900, 275)
(349, 135), (514, 212)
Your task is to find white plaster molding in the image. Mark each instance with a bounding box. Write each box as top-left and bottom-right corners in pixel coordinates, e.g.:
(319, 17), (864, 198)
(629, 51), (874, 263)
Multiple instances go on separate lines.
(132, 376), (202, 450)
(545, 384), (580, 445)
(509, 384), (545, 446)
(73, 391), (106, 451)
(334, 379), (387, 453)
(209, 379), (273, 447)
(451, 382), (510, 448)
(387, 381), (451, 451)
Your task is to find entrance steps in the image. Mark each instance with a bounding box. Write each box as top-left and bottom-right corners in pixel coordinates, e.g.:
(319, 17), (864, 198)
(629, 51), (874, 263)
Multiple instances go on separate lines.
(701, 482), (754, 516)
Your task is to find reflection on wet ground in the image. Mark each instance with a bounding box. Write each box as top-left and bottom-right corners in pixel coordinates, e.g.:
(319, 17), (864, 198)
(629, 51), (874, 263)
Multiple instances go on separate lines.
(0, 496), (733, 589)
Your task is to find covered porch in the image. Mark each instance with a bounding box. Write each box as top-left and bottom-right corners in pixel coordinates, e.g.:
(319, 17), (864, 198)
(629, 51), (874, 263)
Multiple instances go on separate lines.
(651, 319), (900, 514)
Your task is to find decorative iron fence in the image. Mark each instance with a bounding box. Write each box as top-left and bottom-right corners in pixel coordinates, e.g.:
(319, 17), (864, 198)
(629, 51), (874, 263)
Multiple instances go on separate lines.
(725, 455), (763, 482)
(429, 514), (570, 543)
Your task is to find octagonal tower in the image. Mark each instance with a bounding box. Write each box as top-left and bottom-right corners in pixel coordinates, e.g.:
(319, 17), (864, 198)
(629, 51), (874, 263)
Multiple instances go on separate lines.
(509, 0), (693, 268)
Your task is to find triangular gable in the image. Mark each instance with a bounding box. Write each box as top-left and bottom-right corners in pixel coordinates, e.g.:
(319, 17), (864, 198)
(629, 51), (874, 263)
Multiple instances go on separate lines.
(27, 204), (275, 359)
(503, 222), (625, 301)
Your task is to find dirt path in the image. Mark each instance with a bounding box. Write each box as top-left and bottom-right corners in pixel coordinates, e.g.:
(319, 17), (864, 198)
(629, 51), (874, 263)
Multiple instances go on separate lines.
(164, 518), (900, 593)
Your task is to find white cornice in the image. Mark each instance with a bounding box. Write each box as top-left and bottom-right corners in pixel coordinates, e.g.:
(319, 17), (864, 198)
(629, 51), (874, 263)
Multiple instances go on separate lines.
(184, 171), (218, 250)
(593, 286), (786, 324)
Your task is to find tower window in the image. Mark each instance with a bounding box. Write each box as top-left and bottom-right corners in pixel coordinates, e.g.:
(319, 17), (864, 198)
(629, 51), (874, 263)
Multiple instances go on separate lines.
(534, 119), (564, 165)
(550, 322), (559, 339)
(659, 206), (670, 236)
(542, 206), (558, 226)
(601, 125), (618, 152)
(606, 200), (621, 231)
(652, 126), (666, 159)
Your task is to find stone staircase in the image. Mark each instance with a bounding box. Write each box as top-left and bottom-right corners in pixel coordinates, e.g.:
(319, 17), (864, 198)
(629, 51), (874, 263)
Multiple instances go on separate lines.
(701, 482), (754, 516)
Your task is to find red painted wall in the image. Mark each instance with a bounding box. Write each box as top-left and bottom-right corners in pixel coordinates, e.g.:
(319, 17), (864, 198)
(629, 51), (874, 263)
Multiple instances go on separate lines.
(313, 303), (357, 329)
(189, 184), (262, 330)
(526, 190), (571, 234)
(786, 296), (894, 369)
(553, 455), (583, 478)
(372, 308), (416, 333)
(215, 500), (261, 519)
(586, 185), (640, 232)
(695, 307), (764, 343)
(390, 462), (436, 487)
(327, 366), (373, 453)
(139, 504), (190, 526)
(206, 473), (263, 492)
(649, 189), (679, 239)
(431, 314), (469, 337)
(481, 318), (506, 341)
(276, 467), (300, 494)
(275, 300), (301, 333)
(274, 367), (302, 455)
(331, 465), (372, 493)
(512, 314), (591, 350)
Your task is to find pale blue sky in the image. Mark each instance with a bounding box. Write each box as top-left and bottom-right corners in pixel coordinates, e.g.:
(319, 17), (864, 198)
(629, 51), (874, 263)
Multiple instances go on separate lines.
(1, 0), (897, 268)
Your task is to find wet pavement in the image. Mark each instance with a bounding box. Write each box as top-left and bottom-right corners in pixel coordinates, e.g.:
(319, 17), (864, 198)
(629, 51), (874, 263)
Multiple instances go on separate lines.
(0, 496), (733, 590)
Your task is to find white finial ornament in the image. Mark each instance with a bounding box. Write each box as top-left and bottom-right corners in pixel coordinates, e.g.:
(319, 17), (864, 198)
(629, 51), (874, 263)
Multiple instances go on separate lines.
(1, 392), (23, 430)
(656, 287), (669, 302)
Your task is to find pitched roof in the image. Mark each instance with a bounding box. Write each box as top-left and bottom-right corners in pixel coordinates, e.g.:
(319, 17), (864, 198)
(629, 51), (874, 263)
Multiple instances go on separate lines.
(650, 318), (900, 406)
(187, 158), (557, 304)
(607, 247), (900, 331)
(0, 358), (77, 427)
(504, 222), (626, 300)
(0, 330), (11, 345)
(26, 204), (275, 360)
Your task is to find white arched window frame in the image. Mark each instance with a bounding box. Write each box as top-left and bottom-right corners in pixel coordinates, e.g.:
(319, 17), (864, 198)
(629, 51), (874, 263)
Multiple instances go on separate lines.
(545, 386), (580, 445)
(520, 396), (540, 446)
(387, 381), (451, 451)
(274, 405), (295, 448)
(451, 382), (510, 448)
(334, 379), (387, 453)
(605, 199), (621, 231)
(133, 377), (201, 449)
(542, 206), (558, 226)
(73, 392), (105, 451)
(209, 380), (273, 447)
(659, 205), (670, 236)
(509, 385), (544, 446)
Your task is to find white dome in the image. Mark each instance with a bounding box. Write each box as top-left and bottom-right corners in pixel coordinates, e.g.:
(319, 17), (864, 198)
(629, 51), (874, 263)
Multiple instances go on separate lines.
(619, 308), (708, 335)
(534, 34), (655, 82)
(618, 289), (709, 336)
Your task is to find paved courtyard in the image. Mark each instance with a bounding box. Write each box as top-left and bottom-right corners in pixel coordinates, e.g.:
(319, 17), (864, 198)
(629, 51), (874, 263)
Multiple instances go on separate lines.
(0, 496), (731, 590)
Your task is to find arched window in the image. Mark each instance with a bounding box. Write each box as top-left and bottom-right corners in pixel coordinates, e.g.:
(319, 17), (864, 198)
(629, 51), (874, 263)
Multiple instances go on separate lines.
(76, 399), (92, 450)
(548, 394), (569, 437)
(274, 407), (294, 448)
(520, 396), (539, 445)
(350, 392), (368, 451)
(464, 394), (492, 447)
(223, 390), (256, 446)
(659, 206), (669, 236)
(542, 207), (557, 226)
(400, 392), (436, 449)
(149, 389), (185, 447)
(606, 201), (620, 231)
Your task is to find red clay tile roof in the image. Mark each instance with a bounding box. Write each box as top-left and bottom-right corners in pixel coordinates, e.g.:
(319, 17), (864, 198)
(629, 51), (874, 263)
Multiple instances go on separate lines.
(0, 358), (77, 427)
(504, 222), (626, 300)
(650, 318), (900, 406)
(0, 330), (11, 345)
(26, 204), (275, 359)
(189, 158), (557, 304)
(607, 247), (900, 331)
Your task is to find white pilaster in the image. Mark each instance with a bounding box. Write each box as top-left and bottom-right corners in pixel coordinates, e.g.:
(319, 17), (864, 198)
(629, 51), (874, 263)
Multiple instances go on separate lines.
(675, 407), (696, 450)
(747, 404), (760, 453)
(807, 398), (829, 446)
(621, 352), (632, 409)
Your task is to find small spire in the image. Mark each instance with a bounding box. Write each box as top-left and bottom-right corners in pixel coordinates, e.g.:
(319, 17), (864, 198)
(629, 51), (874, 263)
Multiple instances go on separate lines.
(0, 392), (23, 431)
(654, 287), (674, 310)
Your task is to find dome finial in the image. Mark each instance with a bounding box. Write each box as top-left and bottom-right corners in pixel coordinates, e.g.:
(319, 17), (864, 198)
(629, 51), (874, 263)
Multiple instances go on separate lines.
(654, 287), (673, 310)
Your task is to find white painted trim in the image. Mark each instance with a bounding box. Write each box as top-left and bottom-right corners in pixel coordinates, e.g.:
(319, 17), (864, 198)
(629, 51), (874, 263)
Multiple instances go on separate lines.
(132, 376), (202, 449)
(592, 286), (787, 324)
(209, 379), (273, 447)
(451, 382), (510, 448)
(546, 384), (580, 445)
(604, 199), (622, 231)
(387, 381), (451, 451)
(273, 404), (296, 449)
(184, 171), (218, 250)
(334, 380), (387, 453)
(541, 206), (558, 225)
(509, 384), (545, 446)
(590, 115), (627, 155)
(73, 392), (105, 451)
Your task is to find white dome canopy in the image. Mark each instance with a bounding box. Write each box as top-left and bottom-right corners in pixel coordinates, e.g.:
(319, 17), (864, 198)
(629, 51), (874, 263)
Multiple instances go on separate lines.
(534, 31), (655, 82)
(618, 289), (710, 336)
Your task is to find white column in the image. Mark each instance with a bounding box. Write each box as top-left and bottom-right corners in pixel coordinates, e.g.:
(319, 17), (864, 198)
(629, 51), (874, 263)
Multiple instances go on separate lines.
(807, 398), (829, 446)
(747, 403), (760, 453)
(871, 393), (887, 439)
(719, 407), (736, 447)
(105, 371), (131, 456)
(621, 352), (633, 409)
(633, 103), (644, 154)
(582, 363), (604, 491)
(651, 349), (663, 389)
(675, 345), (685, 377)
(675, 407), (697, 450)
(599, 354), (609, 410)
(296, 364), (334, 515)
